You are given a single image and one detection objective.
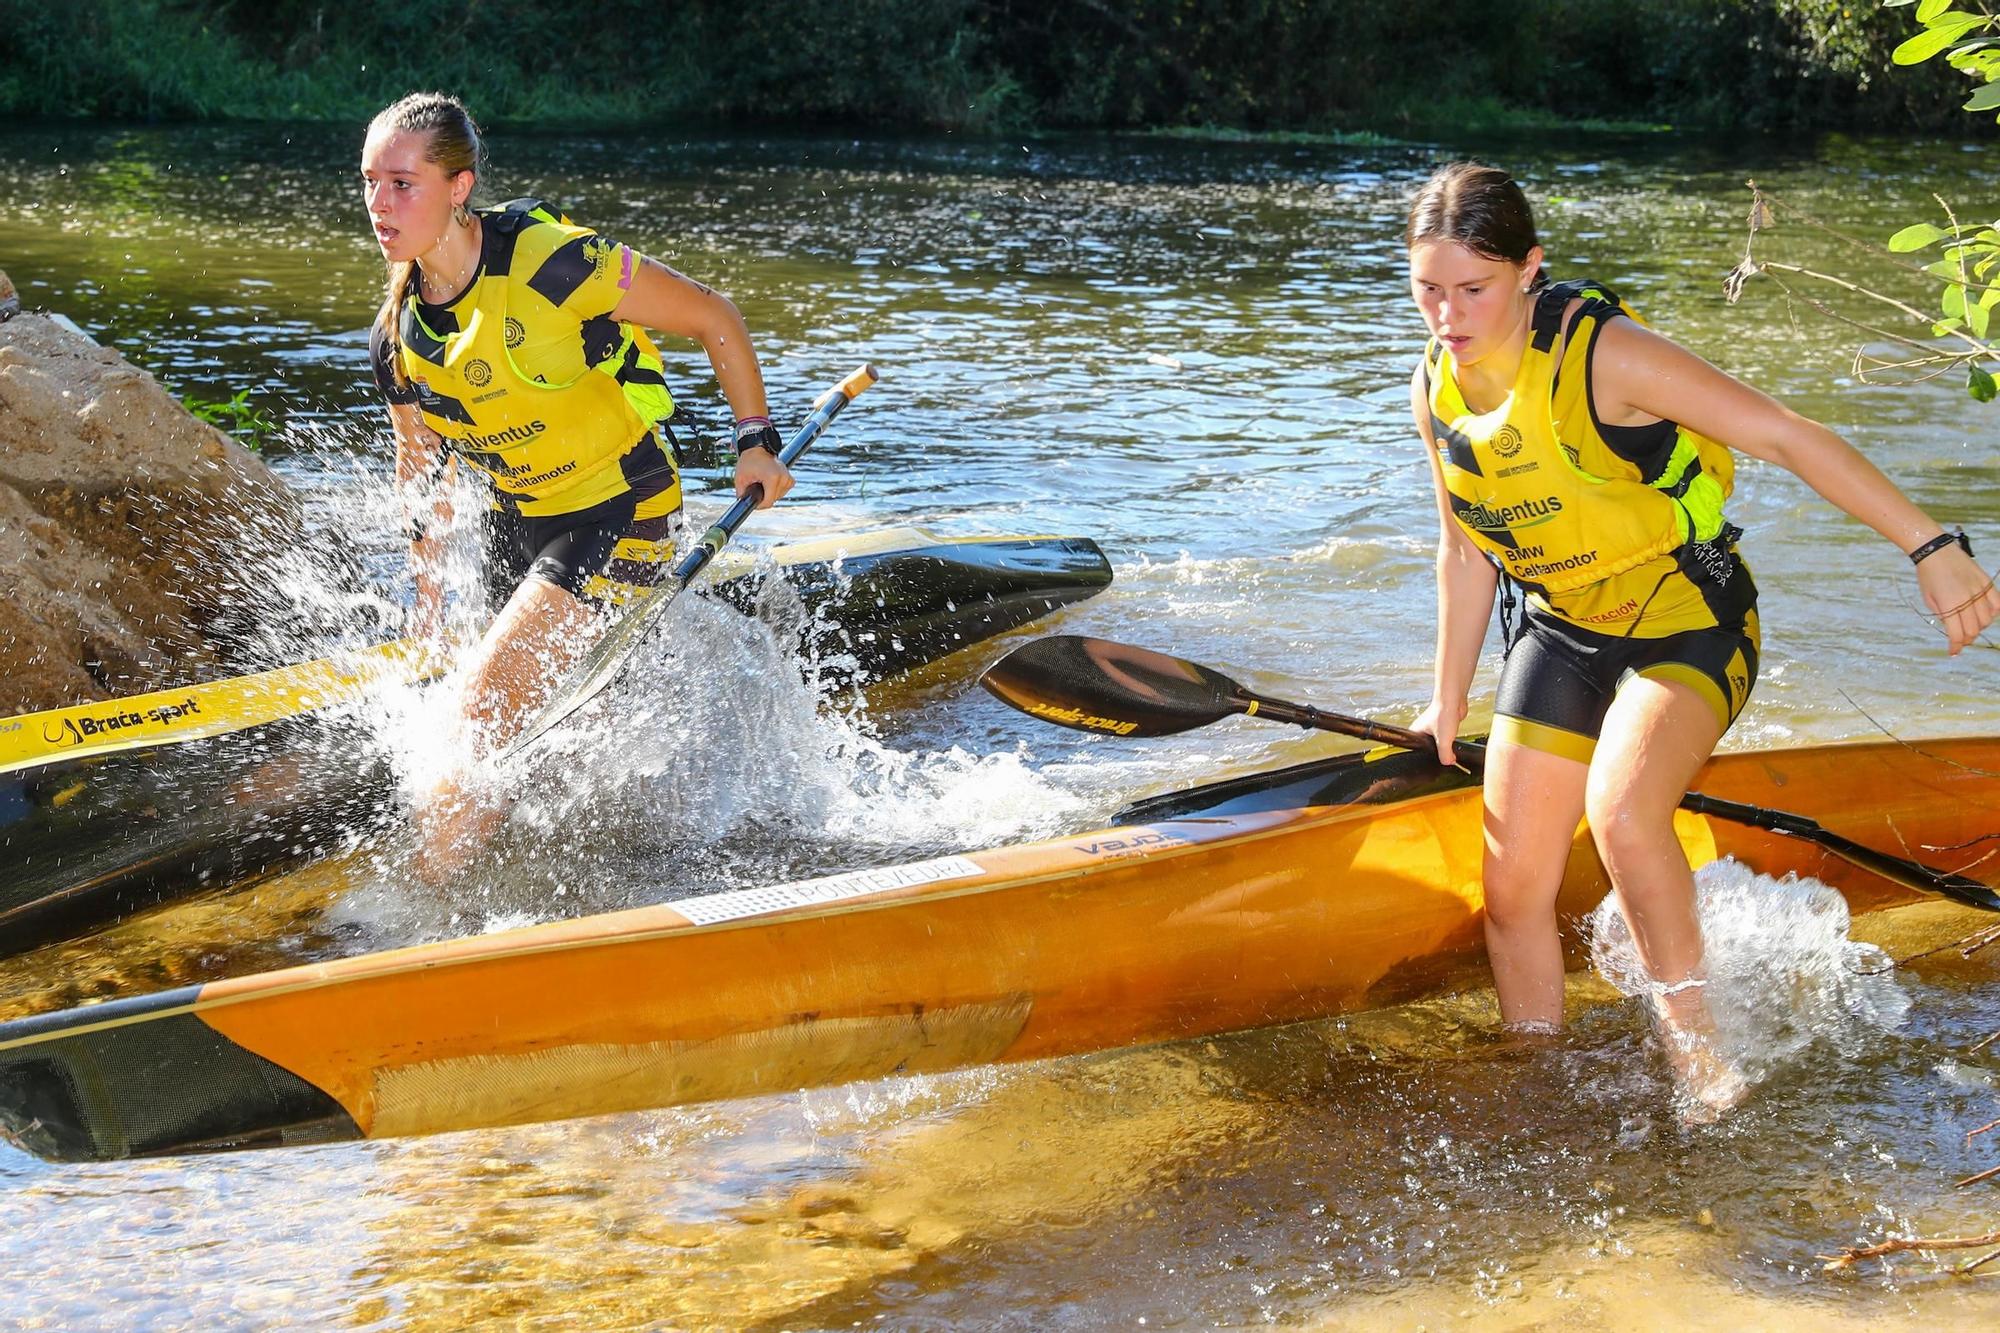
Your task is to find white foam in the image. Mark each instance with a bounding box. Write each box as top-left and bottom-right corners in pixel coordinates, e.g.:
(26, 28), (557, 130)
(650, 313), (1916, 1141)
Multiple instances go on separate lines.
(1587, 857), (1911, 1089)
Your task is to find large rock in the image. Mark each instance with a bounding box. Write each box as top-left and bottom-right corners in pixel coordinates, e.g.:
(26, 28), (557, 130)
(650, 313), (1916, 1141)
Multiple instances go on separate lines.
(0, 269), (311, 715)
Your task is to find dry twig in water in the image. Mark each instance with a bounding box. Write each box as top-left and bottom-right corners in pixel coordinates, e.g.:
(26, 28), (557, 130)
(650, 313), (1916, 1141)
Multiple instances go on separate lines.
(1819, 1230), (2000, 1273)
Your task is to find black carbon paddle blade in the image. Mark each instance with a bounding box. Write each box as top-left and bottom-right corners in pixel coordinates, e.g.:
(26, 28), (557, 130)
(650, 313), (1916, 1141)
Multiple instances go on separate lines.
(980, 635), (1247, 737)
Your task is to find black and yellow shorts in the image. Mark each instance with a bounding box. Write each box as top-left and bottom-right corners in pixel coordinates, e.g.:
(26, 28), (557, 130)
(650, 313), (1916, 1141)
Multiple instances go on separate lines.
(1491, 603), (1761, 764)
(479, 471), (682, 614)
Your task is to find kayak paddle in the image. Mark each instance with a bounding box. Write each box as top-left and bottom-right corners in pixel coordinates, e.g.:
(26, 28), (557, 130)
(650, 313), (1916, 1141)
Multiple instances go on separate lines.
(498, 363), (879, 762)
(981, 634), (2000, 914)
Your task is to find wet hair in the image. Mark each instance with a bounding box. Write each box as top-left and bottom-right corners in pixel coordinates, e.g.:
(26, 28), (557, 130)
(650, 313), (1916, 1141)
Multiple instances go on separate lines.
(368, 92), (483, 388)
(1405, 162), (1545, 286)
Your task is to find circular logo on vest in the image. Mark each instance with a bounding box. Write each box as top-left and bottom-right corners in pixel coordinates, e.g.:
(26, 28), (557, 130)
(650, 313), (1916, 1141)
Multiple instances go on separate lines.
(465, 359), (493, 388)
(504, 317), (526, 349)
(1491, 424), (1525, 459)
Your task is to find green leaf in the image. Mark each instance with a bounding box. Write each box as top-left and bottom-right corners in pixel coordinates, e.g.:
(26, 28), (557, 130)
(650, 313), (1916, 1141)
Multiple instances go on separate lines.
(1934, 317), (1967, 336)
(1918, 0), (1953, 19)
(1945, 282), (1969, 319)
(1971, 295), (1992, 339)
(1926, 257), (1964, 279)
(1970, 364), (1997, 403)
(1966, 82), (2000, 111)
(1895, 17), (1985, 64)
(1921, 7), (1982, 28)
(1890, 221), (1951, 251)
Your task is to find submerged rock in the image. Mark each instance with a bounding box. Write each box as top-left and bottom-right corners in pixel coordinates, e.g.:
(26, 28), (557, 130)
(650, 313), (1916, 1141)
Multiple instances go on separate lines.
(0, 267), (310, 715)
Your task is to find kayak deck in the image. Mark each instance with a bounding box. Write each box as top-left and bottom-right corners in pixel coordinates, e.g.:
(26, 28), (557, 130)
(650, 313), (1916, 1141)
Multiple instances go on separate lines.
(0, 735), (1993, 1163)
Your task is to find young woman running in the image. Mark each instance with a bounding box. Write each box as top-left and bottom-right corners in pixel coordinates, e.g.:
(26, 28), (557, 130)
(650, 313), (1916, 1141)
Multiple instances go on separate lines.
(1403, 162), (1999, 1114)
(361, 92), (793, 878)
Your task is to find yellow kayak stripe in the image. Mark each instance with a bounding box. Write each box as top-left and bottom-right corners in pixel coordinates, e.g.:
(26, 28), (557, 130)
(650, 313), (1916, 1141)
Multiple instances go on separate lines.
(0, 639), (442, 777)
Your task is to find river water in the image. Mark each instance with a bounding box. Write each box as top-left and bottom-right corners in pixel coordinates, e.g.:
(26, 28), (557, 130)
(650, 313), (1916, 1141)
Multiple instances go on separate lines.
(1, 124), (1998, 1328)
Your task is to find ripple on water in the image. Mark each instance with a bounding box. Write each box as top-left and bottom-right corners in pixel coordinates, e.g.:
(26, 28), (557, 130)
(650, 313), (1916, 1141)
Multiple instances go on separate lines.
(2, 125), (1999, 1326)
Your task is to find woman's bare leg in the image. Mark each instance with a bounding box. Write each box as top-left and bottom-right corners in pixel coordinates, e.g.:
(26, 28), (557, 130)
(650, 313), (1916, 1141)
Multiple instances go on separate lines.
(1585, 676), (1739, 1118)
(412, 578), (598, 882)
(1481, 738), (1590, 1029)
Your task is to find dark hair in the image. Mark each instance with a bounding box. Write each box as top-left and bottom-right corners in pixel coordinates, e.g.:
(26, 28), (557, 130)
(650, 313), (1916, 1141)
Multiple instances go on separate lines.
(1405, 162), (1543, 278)
(367, 92), (483, 388)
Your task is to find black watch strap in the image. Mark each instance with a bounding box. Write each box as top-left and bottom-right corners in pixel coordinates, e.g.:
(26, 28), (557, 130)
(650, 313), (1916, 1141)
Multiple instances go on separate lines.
(1911, 529), (1973, 566)
(734, 423), (783, 458)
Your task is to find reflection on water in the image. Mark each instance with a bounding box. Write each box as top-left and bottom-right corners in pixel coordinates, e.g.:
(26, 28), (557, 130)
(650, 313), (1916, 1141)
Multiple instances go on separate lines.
(2, 124), (1999, 1325)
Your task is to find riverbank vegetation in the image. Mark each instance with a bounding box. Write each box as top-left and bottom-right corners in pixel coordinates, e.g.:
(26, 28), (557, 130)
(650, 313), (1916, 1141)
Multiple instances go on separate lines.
(1718, 2), (2000, 404)
(0, 0), (1986, 135)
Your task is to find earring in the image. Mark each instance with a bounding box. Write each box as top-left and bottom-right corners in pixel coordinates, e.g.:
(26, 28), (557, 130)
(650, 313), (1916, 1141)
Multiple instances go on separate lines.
(454, 203), (472, 226)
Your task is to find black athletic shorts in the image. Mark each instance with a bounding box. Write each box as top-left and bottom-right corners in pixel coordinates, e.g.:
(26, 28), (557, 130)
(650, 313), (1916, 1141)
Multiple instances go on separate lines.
(479, 486), (681, 615)
(1490, 601), (1761, 765)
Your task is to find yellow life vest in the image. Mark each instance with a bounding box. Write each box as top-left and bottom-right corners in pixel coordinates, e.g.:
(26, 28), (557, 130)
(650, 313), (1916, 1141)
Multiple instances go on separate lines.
(1425, 279), (1746, 636)
(397, 199), (680, 518)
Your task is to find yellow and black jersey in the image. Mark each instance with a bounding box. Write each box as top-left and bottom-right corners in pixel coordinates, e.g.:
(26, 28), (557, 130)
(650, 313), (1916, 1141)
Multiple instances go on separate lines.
(1422, 278), (1752, 638)
(370, 198), (679, 519)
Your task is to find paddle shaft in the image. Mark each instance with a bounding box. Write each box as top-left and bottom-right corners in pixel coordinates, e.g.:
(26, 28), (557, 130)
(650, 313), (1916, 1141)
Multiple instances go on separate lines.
(1249, 688), (1851, 823)
(1240, 687), (1999, 913)
(1241, 691), (1461, 757)
(669, 364), (878, 593)
(496, 365), (878, 762)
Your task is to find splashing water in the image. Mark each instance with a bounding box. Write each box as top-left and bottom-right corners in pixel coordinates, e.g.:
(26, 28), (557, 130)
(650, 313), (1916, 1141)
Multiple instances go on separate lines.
(207, 421), (1099, 947)
(1587, 858), (1912, 1093)
(509, 590), (1091, 864)
(330, 555), (1097, 943)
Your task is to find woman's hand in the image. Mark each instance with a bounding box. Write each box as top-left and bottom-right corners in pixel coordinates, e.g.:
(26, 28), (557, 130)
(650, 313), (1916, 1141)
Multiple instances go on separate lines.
(1917, 544), (2000, 654)
(1412, 694), (1467, 767)
(733, 446), (794, 509)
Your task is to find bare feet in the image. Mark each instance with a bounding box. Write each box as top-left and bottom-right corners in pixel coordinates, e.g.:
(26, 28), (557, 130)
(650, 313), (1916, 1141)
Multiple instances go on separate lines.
(1652, 980), (1748, 1124)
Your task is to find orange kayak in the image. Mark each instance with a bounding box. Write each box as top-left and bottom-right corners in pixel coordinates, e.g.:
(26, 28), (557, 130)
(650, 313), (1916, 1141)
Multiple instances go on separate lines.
(0, 735), (1993, 1162)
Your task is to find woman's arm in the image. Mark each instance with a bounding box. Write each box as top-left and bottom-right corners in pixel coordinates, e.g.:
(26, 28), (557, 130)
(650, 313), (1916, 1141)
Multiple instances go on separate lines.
(611, 257), (794, 508)
(1411, 364), (1500, 764)
(1592, 318), (1999, 654)
(390, 401), (453, 640)
(612, 258), (767, 418)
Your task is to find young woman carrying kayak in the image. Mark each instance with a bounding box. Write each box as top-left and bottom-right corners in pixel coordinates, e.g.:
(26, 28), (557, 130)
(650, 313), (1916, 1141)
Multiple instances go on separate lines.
(361, 92), (793, 877)
(1403, 162), (2000, 1115)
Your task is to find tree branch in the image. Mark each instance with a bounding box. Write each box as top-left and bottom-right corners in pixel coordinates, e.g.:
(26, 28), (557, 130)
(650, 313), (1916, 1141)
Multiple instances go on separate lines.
(1818, 1229), (2000, 1271)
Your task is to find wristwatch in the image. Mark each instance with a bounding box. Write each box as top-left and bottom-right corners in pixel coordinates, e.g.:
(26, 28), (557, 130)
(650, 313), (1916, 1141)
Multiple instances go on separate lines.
(734, 422), (783, 458)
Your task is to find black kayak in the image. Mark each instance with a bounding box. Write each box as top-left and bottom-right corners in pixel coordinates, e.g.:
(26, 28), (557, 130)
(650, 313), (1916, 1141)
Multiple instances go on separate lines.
(0, 527), (1111, 955)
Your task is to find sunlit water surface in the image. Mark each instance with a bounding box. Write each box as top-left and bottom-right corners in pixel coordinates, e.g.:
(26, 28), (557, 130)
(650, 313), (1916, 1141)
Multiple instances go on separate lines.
(1, 124), (1998, 1328)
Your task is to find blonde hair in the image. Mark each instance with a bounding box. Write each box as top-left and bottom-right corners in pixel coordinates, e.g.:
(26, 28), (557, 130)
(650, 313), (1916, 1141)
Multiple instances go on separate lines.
(368, 92), (482, 388)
